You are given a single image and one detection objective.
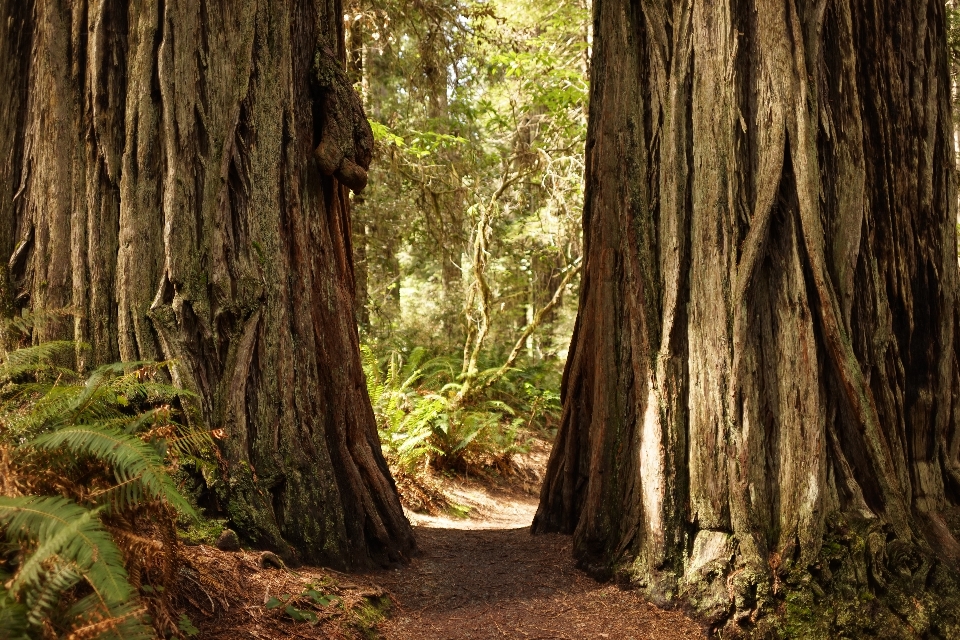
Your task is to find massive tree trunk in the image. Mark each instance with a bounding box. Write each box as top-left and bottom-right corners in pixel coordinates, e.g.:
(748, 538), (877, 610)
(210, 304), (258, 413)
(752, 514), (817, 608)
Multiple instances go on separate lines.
(0, 0), (415, 570)
(535, 0), (960, 635)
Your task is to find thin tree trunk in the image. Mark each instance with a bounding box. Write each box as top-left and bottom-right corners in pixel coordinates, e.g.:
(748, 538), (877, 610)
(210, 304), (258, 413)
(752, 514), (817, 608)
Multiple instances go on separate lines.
(535, 0), (960, 634)
(0, 0), (414, 570)
(0, 0), (30, 328)
(347, 11), (370, 330)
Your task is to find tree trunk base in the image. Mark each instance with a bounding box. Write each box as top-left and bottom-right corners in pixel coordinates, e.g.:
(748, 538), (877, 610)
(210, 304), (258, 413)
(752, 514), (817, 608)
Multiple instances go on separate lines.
(613, 509), (960, 638)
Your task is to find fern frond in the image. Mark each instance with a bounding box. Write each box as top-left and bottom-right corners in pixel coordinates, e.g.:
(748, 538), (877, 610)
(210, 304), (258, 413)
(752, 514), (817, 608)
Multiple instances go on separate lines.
(0, 497), (132, 604)
(439, 382), (463, 395)
(110, 374), (189, 405)
(0, 582), (29, 639)
(29, 426), (195, 517)
(1, 308), (82, 341)
(65, 600), (153, 640)
(398, 368), (424, 393)
(360, 345), (386, 405)
(451, 424), (484, 453)
(164, 427), (215, 459)
(24, 560), (82, 629)
(401, 347), (428, 380)
(0, 497), (155, 639)
(0, 363), (79, 385)
(1, 341), (78, 369)
(483, 400), (516, 416)
(88, 477), (148, 515)
(3, 385), (84, 435)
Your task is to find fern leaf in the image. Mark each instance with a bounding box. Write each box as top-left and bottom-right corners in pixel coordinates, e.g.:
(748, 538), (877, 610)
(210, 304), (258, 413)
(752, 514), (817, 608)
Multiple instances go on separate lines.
(0, 497), (132, 604)
(165, 427), (215, 459)
(66, 601), (154, 640)
(1, 341), (78, 369)
(24, 561), (81, 629)
(88, 477), (146, 515)
(0, 498), (154, 639)
(403, 346), (428, 377)
(0, 583), (29, 639)
(29, 426), (195, 518)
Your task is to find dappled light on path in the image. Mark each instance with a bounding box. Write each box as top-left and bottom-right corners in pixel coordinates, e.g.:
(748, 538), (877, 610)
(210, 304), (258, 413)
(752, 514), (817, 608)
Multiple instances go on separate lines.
(369, 479), (705, 639)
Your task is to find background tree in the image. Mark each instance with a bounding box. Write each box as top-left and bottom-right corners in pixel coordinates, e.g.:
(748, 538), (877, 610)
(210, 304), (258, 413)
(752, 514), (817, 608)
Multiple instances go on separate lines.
(535, 0), (960, 636)
(338, 2), (590, 477)
(0, 0), (414, 569)
(348, 0), (587, 366)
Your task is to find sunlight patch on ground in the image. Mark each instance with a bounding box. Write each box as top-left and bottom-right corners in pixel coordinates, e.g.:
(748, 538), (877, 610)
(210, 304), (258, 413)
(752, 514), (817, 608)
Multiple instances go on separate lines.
(403, 476), (539, 530)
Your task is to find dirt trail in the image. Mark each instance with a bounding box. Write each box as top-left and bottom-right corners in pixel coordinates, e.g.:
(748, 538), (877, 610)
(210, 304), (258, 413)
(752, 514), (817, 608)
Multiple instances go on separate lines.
(366, 479), (706, 639)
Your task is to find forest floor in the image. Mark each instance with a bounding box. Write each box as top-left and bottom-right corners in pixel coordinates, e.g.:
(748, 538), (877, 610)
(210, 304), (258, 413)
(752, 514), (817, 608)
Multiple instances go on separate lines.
(369, 472), (706, 639)
(178, 441), (706, 639)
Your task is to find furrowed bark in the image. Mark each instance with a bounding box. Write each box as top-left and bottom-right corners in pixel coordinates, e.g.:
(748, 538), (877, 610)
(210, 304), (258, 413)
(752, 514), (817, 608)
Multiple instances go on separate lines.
(0, 0), (414, 570)
(536, 0), (960, 634)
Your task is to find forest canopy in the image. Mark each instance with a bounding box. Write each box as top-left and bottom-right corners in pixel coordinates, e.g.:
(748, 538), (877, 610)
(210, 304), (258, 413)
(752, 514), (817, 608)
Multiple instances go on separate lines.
(347, 0), (591, 475)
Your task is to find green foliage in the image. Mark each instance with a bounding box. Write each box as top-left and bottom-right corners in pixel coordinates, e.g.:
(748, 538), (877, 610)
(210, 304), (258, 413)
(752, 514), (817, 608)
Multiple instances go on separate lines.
(949, 1), (960, 189)
(362, 343), (548, 474)
(349, 594), (391, 638)
(350, 0), (585, 368)
(0, 497), (152, 639)
(177, 614), (199, 637)
(362, 344), (446, 471)
(177, 517), (227, 547)
(264, 586), (340, 627)
(349, 1), (586, 476)
(948, 3), (960, 74)
(34, 426), (194, 516)
(0, 343), (206, 639)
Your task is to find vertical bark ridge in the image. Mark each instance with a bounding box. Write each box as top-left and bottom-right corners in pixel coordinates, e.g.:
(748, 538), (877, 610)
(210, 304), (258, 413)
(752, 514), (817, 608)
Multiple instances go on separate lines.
(536, 0), (960, 627)
(0, 0), (34, 324)
(0, 0), (414, 569)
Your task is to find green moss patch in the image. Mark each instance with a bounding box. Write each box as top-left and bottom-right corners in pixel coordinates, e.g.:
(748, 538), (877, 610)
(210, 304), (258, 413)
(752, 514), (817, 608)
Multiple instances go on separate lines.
(765, 514), (960, 639)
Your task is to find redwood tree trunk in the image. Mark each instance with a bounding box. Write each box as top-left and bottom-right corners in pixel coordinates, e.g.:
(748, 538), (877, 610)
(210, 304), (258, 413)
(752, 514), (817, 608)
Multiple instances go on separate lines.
(535, 0), (960, 634)
(0, 0), (415, 570)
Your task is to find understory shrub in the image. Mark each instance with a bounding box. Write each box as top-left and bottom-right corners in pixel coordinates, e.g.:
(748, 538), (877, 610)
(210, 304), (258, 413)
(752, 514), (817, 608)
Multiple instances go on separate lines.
(0, 342), (206, 639)
(362, 344), (558, 476)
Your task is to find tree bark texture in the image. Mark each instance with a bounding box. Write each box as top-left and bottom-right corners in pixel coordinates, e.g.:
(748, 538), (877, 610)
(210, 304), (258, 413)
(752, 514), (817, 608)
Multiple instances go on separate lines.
(0, 0), (415, 570)
(535, 0), (960, 632)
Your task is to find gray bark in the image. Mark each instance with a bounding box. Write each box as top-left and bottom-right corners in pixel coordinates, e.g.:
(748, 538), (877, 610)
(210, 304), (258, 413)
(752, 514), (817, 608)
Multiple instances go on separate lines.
(535, 0), (960, 634)
(0, 0), (414, 570)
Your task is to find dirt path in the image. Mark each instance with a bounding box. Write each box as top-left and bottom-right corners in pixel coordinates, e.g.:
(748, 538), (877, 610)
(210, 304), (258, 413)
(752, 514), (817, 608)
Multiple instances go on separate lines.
(366, 479), (706, 639)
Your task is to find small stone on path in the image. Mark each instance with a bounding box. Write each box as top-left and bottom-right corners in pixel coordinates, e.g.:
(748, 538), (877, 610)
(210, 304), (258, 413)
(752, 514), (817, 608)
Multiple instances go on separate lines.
(215, 528), (241, 552)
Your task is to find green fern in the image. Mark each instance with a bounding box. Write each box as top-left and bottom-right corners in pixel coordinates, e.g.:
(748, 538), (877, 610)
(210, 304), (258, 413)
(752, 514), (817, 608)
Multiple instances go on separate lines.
(32, 426), (195, 516)
(363, 344), (531, 473)
(0, 496), (153, 638)
(24, 561), (81, 629)
(0, 580), (29, 640)
(0, 340), (79, 383)
(0, 343), (207, 639)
